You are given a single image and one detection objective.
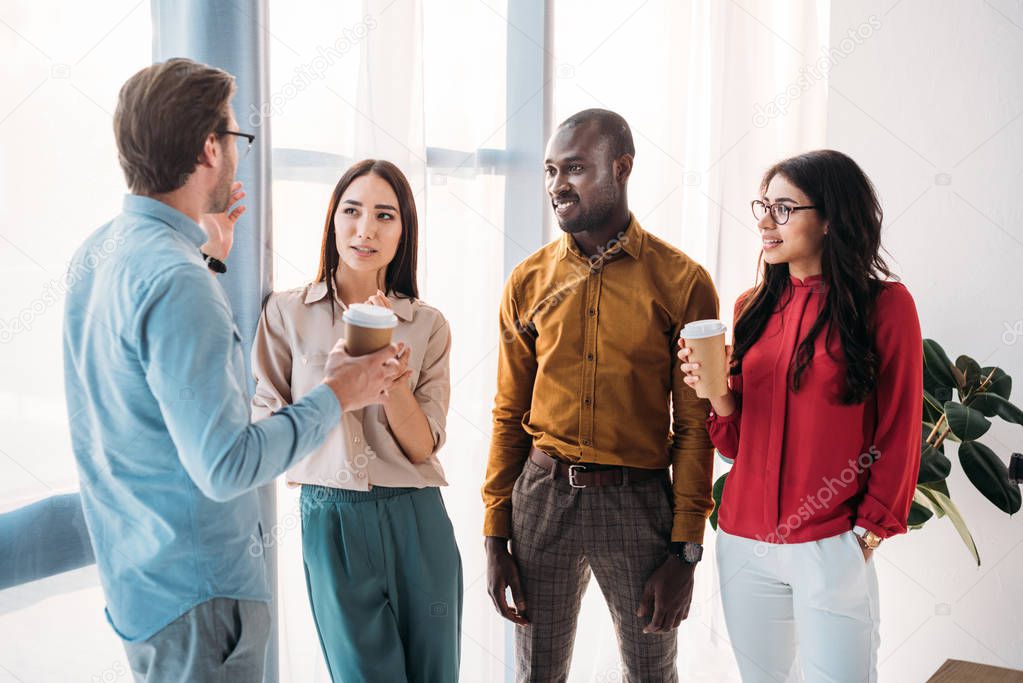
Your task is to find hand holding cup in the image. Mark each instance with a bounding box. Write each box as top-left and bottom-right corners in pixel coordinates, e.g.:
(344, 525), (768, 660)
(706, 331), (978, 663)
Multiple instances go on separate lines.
(677, 319), (729, 399)
(322, 340), (409, 412)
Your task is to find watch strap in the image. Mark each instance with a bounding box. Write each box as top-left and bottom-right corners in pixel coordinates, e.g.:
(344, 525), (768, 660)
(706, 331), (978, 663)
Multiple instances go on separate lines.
(201, 252), (227, 274)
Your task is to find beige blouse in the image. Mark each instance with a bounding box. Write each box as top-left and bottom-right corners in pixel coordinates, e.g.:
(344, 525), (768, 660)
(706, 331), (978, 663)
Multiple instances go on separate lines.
(251, 280), (451, 490)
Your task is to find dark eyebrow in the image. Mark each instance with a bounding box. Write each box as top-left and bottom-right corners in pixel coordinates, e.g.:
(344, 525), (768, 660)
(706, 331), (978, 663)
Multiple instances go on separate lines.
(766, 196), (799, 204)
(341, 199), (397, 212)
(543, 156), (586, 165)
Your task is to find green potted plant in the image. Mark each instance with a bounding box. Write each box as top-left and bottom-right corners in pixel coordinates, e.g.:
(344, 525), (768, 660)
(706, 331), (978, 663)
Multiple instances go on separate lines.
(709, 338), (1022, 566)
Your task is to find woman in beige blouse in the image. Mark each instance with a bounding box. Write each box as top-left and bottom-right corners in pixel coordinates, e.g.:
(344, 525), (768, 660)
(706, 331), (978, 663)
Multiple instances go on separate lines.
(251, 159), (462, 682)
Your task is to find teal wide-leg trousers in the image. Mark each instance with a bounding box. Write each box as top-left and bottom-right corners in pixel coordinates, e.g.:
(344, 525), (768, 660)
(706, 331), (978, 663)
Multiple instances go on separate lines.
(300, 485), (463, 683)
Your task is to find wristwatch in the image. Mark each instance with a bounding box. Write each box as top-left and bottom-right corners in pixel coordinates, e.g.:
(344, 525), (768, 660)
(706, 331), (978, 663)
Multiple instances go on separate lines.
(669, 541), (704, 564)
(853, 525), (882, 549)
(201, 251), (227, 274)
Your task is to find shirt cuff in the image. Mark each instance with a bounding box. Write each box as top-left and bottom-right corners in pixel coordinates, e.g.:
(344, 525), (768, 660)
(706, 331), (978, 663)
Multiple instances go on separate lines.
(484, 509), (511, 538)
(671, 511), (708, 544)
(708, 408), (740, 424)
(853, 517), (890, 540)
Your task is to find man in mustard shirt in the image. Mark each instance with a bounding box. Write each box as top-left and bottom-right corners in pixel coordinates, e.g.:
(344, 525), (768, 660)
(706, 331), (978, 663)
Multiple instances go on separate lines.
(483, 109), (719, 681)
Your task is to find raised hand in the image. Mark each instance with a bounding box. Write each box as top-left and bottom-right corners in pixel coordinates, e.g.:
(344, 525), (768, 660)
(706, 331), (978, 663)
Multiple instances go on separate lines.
(200, 181), (246, 261)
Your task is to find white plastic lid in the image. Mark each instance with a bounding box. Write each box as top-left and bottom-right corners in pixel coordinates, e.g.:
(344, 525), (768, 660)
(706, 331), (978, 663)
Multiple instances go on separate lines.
(680, 319), (727, 339)
(342, 303), (398, 329)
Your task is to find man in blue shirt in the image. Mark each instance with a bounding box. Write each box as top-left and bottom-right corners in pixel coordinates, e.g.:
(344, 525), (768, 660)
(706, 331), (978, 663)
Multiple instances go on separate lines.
(62, 58), (408, 682)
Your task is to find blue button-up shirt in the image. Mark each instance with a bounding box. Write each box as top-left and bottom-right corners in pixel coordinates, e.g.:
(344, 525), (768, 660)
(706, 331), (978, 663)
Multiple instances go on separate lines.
(63, 195), (341, 641)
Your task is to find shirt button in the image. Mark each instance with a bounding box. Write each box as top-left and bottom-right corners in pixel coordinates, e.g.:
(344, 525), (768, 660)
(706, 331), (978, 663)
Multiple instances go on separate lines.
(582, 439), (591, 446)
(356, 471), (367, 480)
(584, 398), (591, 406)
(353, 436), (361, 445)
(586, 353), (594, 361)
(588, 308), (596, 317)
(301, 356), (308, 365)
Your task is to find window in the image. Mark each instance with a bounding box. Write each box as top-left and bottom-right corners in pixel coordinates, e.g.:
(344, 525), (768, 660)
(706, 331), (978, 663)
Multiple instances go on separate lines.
(0, 3), (152, 680)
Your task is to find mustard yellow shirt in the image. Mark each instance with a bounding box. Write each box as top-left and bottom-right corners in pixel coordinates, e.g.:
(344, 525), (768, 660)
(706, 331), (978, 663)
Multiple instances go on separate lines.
(251, 281), (451, 490)
(482, 215), (719, 543)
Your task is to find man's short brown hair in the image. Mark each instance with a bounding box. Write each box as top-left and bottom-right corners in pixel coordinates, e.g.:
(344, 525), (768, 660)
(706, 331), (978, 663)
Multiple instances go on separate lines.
(113, 58), (236, 195)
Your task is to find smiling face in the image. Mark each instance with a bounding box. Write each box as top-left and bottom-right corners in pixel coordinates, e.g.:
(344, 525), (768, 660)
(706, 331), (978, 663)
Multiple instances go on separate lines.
(544, 121), (624, 234)
(334, 173), (403, 276)
(758, 173), (828, 276)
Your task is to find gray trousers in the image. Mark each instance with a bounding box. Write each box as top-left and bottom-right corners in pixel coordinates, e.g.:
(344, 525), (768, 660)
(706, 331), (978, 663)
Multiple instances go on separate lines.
(123, 597), (270, 683)
(510, 459), (678, 683)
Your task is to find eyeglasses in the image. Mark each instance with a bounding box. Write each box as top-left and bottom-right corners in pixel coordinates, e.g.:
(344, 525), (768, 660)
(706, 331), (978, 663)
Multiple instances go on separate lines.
(751, 199), (818, 225)
(217, 129), (255, 160)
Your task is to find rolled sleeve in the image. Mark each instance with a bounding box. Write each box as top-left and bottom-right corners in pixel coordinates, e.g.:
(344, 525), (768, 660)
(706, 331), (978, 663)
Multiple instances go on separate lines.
(483, 271), (537, 538)
(251, 293), (294, 421)
(855, 284), (923, 539)
(415, 316), (452, 453)
(137, 266), (340, 502)
(669, 266), (719, 543)
(705, 294), (747, 461)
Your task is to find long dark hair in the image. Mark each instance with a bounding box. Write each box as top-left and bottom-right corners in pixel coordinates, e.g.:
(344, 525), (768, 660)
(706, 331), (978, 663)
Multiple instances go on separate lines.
(314, 159), (419, 317)
(732, 149), (893, 405)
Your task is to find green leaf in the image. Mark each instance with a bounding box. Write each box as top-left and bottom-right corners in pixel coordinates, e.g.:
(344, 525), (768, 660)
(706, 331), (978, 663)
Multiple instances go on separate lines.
(709, 472), (728, 530)
(922, 487), (981, 566)
(916, 484), (947, 519)
(956, 355), (982, 399)
(919, 428), (951, 484)
(923, 339), (957, 394)
(980, 366), (1012, 400)
(958, 441), (1023, 514)
(944, 401), (992, 441)
(928, 478), (949, 498)
(908, 500), (934, 529)
(967, 393), (1023, 425)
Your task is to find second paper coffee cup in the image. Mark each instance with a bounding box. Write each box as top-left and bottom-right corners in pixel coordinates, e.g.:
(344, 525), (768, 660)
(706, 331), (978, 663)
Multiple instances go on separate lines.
(680, 319), (728, 399)
(342, 303), (398, 356)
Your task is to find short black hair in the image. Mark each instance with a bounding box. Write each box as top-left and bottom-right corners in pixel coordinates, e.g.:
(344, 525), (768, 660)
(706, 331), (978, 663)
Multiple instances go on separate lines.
(557, 108), (635, 160)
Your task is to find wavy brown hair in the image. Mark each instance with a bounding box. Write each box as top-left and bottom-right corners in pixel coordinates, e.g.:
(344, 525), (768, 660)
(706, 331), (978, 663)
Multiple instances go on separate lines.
(314, 159), (419, 318)
(732, 150), (893, 405)
(114, 58), (235, 195)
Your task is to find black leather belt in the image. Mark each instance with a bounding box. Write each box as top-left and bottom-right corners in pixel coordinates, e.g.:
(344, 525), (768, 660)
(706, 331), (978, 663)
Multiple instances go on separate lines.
(528, 446), (667, 489)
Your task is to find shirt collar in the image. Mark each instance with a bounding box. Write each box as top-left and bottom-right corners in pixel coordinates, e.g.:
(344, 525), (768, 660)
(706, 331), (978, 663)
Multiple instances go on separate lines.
(302, 280), (415, 321)
(122, 194), (207, 249)
(557, 213), (645, 262)
(789, 273), (826, 290)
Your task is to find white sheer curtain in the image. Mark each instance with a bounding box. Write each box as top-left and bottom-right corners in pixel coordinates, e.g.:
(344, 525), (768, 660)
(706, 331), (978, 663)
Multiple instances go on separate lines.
(268, 1), (511, 681)
(0, 3), (151, 681)
(550, 1), (828, 680)
(270, 1), (829, 681)
(0, 1), (828, 680)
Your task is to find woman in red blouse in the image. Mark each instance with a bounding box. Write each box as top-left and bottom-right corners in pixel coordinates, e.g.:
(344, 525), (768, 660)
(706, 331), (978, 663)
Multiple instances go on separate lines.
(679, 150), (922, 682)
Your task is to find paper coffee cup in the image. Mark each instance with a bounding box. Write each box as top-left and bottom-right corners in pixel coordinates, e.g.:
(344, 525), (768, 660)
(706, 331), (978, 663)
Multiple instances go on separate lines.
(342, 303), (398, 356)
(680, 319), (728, 399)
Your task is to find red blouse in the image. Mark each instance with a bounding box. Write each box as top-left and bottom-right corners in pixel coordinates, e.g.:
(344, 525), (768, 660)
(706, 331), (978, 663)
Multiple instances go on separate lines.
(708, 274), (922, 544)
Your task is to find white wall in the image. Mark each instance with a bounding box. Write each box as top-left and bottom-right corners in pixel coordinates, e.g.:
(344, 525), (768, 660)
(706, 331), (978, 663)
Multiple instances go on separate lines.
(827, 1), (1023, 679)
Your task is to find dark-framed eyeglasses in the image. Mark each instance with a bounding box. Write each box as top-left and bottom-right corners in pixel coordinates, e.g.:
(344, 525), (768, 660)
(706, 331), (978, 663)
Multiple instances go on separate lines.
(751, 199), (818, 225)
(217, 129), (255, 160)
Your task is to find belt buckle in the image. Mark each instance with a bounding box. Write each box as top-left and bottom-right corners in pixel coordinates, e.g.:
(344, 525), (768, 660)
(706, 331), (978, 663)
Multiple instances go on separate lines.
(568, 464), (587, 489)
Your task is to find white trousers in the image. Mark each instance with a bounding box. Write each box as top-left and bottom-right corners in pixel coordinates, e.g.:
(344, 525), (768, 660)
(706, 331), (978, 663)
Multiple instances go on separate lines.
(716, 530), (880, 683)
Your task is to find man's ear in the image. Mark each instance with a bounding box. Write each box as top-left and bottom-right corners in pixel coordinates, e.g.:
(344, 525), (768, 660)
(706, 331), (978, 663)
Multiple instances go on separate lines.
(196, 133), (219, 169)
(614, 154), (634, 184)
